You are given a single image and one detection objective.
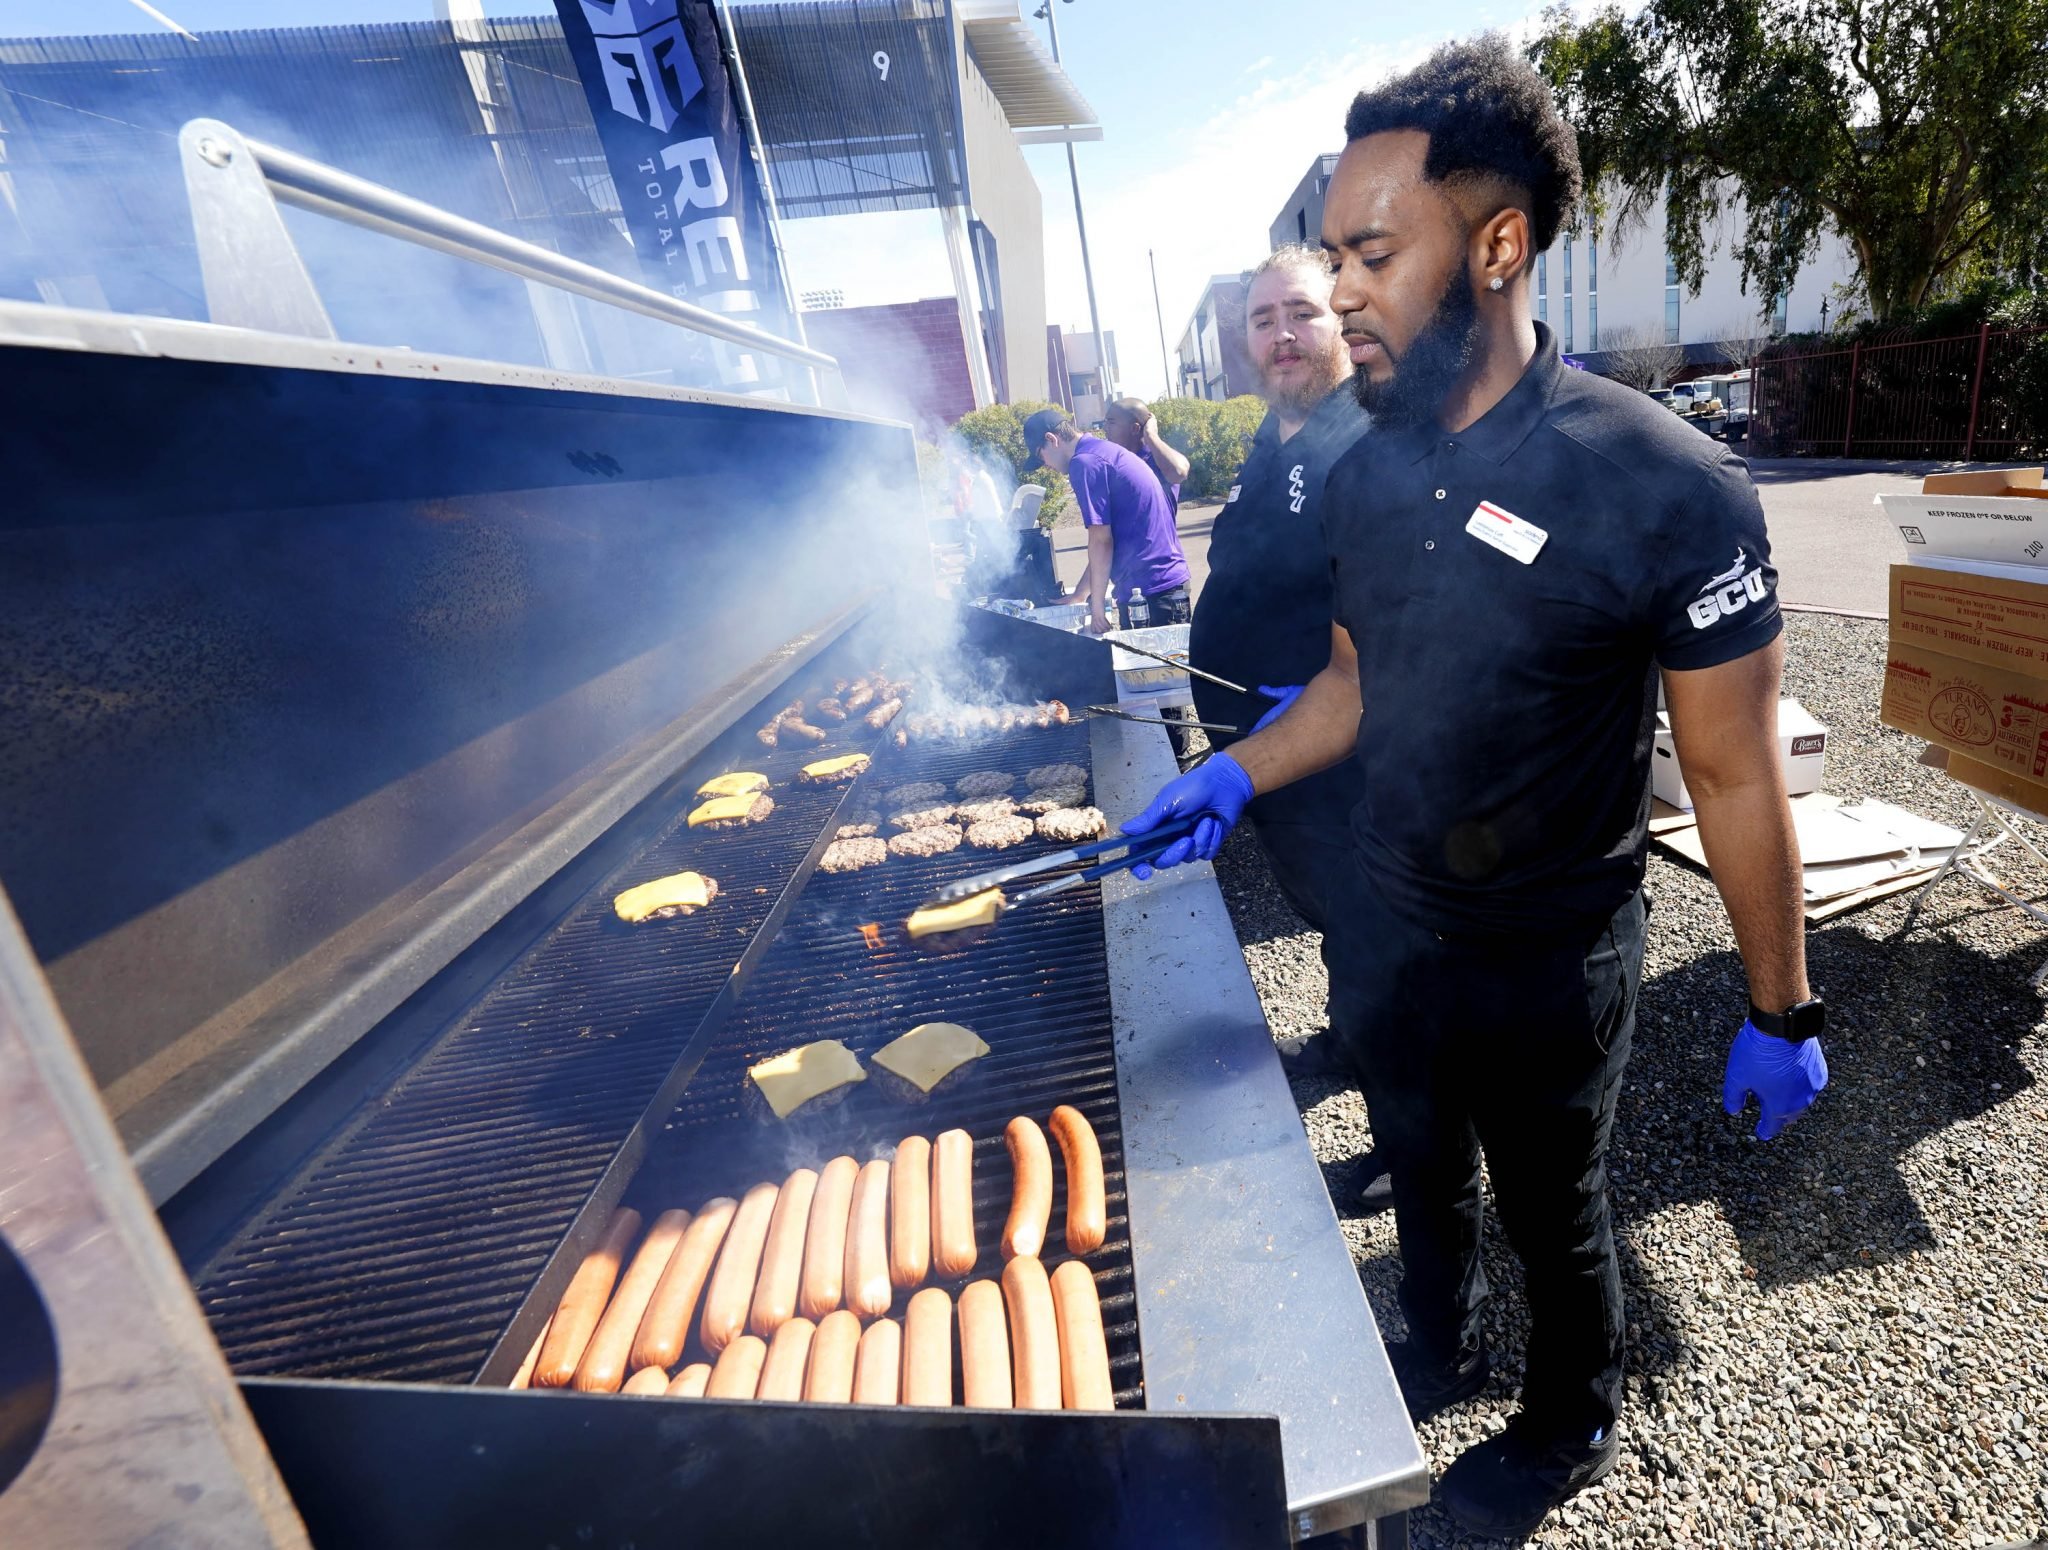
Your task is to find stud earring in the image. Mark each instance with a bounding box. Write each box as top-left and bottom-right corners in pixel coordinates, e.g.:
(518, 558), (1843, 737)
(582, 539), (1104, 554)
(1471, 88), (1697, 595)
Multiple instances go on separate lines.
(1488, 276), (1504, 291)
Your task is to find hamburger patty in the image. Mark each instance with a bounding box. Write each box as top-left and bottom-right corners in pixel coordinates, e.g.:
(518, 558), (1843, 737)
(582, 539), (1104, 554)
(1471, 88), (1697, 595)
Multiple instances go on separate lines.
(1024, 762), (1087, 791)
(1019, 784), (1087, 815)
(889, 802), (956, 831)
(836, 810), (882, 839)
(1035, 806), (1107, 844)
(954, 770), (1015, 798)
(699, 792), (775, 829)
(889, 825), (963, 858)
(819, 836), (889, 873)
(964, 815), (1035, 850)
(884, 782), (947, 808)
(952, 796), (1018, 825)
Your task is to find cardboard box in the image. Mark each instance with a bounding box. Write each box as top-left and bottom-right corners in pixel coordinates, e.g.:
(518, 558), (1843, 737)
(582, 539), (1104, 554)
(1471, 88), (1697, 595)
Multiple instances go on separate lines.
(1919, 743), (2048, 819)
(1876, 468), (2048, 567)
(1888, 563), (2048, 673)
(1652, 697), (1828, 811)
(1880, 639), (2048, 784)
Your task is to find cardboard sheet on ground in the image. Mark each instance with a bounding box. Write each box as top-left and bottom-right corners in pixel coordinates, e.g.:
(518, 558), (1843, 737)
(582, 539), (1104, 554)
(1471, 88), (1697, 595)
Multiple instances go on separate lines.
(1652, 794), (1963, 914)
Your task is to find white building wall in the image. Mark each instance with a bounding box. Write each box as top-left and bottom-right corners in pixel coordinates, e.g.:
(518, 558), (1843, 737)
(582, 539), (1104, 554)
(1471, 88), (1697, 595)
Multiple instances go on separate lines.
(1536, 189), (1859, 355)
(957, 43), (1050, 402)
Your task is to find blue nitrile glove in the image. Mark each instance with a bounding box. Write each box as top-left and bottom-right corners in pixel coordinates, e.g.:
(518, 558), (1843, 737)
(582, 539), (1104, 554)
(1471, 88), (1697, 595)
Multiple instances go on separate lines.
(1251, 684), (1305, 733)
(1722, 1020), (1829, 1140)
(1120, 751), (1256, 879)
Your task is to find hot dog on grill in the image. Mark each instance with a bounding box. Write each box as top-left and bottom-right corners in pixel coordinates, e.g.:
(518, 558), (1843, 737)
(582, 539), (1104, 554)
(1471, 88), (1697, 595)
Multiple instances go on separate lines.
(932, 1128), (977, 1278)
(890, 1135), (932, 1289)
(757, 1316), (817, 1401)
(573, 1207), (692, 1392)
(1050, 1258), (1115, 1411)
(957, 1278), (1013, 1408)
(700, 1181), (780, 1355)
(845, 1158), (894, 1317)
(533, 1208), (642, 1388)
(748, 1168), (818, 1339)
(621, 1364), (672, 1396)
(1049, 1105), (1107, 1255)
(629, 1195), (737, 1372)
(1001, 1116), (1053, 1260)
(509, 1315), (552, 1389)
(707, 1334), (768, 1399)
(902, 1286), (953, 1407)
(667, 1363), (712, 1397)
(804, 1309), (862, 1403)
(799, 1155), (858, 1318)
(1000, 1253), (1061, 1410)
(852, 1316), (902, 1405)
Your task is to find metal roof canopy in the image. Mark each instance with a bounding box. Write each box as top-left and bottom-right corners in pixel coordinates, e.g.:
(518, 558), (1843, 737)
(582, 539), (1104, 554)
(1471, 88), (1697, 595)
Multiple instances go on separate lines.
(952, 0), (1100, 140)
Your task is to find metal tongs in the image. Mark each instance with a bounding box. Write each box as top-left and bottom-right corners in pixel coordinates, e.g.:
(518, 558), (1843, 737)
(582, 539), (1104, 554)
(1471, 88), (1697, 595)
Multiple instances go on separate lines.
(1105, 636), (1250, 696)
(1086, 703), (1240, 734)
(921, 817), (1198, 910)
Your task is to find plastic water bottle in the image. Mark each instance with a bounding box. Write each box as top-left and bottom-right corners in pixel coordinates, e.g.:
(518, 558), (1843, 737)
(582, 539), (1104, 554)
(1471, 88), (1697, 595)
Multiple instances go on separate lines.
(1125, 589), (1150, 630)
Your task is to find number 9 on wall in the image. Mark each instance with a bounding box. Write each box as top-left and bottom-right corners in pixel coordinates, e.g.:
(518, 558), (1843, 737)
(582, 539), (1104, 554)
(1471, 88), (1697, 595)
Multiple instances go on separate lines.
(873, 49), (891, 81)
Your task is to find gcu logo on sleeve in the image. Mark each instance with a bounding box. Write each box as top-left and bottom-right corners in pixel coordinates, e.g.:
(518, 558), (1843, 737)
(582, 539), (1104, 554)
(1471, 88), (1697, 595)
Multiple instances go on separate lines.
(1687, 546), (1769, 629)
(1287, 463), (1306, 514)
(581, 0), (704, 133)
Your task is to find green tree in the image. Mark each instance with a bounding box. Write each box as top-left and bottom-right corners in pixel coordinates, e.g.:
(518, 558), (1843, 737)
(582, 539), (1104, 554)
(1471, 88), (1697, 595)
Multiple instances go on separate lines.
(1530, 0), (2048, 322)
(951, 399), (1069, 524)
(1150, 395), (1270, 497)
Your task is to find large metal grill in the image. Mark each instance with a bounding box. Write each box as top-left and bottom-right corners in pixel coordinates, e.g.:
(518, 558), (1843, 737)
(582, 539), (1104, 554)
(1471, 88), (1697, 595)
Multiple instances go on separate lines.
(191, 718), (884, 1383)
(628, 716), (1145, 1405)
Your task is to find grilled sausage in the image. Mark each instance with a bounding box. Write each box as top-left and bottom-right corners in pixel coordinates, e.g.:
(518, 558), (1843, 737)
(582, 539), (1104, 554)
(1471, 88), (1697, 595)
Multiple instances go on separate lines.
(957, 1279), (1013, 1408)
(845, 1158), (894, 1318)
(1001, 1116), (1053, 1260)
(630, 1195), (737, 1372)
(932, 1128), (978, 1278)
(1049, 1105), (1107, 1255)
(621, 1364), (672, 1396)
(757, 1316), (816, 1401)
(533, 1208), (643, 1388)
(748, 1168), (818, 1339)
(706, 1334), (767, 1399)
(852, 1317), (902, 1405)
(890, 1136), (932, 1289)
(509, 1315), (552, 1389)
(666, 1363), (712, 1397)
(865, 697), (903, 729)
(573, 1207), (691, 1392)
(902, 1286), (953, 1407)
(1001, 1253), (1061, 1410)
(804, 1309), (862, 1403)
(1050, 1259), (1115, 1411)
(800, 1155), (859, 1318)
(700, 1181), (780, 1355)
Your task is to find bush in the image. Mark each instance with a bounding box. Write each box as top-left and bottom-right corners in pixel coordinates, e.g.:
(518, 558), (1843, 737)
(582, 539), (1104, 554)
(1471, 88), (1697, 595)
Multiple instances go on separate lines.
(951, 399), (1069, 525)
(1152, 394), (1268, 498)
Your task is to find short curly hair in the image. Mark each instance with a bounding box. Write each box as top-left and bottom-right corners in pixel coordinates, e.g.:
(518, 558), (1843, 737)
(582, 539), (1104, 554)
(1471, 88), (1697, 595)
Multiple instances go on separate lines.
(1344, 34), (1582, 255)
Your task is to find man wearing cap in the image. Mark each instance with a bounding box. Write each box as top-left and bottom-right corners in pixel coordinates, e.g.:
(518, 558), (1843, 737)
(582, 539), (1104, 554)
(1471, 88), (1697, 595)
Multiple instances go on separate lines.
(1025, 407), (1191, 635)
(1102, 396), (1191, 517)
(1119, 37), (1826, 1537)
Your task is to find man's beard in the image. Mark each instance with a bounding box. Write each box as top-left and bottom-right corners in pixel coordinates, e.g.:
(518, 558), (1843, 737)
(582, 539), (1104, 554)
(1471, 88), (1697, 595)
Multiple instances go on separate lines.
(1261, 342), (1352, 422)
(1350, 262), (1482, 429)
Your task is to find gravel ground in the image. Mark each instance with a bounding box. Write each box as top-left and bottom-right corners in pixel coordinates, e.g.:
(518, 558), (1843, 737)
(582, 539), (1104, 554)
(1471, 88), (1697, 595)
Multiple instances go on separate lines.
(1210, 613), (2048, 1549)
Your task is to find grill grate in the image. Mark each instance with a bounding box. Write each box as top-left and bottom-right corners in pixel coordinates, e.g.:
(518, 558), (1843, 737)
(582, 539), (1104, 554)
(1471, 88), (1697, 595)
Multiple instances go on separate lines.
(625, 719), (1147, 1407)
(192, 717), (881, 1383)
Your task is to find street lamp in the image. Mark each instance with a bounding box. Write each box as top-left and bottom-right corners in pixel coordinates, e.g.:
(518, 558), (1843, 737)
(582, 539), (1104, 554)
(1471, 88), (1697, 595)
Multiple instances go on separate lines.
(1035, 0), (1113, 410)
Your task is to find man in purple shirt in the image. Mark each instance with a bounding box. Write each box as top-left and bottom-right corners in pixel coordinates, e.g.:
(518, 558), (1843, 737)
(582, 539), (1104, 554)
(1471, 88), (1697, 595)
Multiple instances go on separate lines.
(1103, 396), (1191, 519)
(1023, 407), (1191, 635)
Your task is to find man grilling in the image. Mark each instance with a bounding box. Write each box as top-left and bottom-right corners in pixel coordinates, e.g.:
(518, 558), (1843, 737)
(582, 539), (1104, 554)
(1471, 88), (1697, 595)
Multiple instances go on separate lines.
(1026, 408), (1191, 635)
(1102, 396), (1191, 516)
(1121, 37), (1826, 1536)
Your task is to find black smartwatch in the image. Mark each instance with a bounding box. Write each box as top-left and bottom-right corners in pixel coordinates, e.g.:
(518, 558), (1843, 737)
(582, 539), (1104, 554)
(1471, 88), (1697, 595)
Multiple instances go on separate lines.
(1749, 998), (1826, 1041)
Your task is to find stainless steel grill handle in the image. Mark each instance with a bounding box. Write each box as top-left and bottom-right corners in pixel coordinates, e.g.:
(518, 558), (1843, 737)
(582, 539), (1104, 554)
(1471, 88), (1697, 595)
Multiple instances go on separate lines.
(177, 117), (844, 406)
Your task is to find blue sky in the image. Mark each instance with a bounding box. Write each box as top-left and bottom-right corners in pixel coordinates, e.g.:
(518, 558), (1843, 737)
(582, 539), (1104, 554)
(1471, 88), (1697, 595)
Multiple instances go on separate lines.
(6, 0), (1547, 396)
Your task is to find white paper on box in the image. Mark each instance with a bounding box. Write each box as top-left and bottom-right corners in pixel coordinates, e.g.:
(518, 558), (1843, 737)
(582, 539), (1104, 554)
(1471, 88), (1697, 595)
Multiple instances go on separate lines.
(1877, 490), (2048, 568)
(1652, 697), (1827, 812)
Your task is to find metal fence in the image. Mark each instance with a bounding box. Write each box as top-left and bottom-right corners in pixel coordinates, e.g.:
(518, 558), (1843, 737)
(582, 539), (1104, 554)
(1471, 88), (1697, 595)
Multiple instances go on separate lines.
(1752, 325), (2048, 460)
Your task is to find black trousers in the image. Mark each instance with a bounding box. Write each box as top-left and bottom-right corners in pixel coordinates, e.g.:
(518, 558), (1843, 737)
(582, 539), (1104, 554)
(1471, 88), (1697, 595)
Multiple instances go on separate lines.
(1323, 861), (1644, 1438)
(1248, 815), (1352, 935)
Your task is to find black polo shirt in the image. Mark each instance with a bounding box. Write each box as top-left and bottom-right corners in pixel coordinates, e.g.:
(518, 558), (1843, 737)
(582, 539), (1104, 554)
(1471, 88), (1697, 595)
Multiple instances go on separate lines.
(1324, 323), (1780, 936)
(1190, 385), (1368, 824)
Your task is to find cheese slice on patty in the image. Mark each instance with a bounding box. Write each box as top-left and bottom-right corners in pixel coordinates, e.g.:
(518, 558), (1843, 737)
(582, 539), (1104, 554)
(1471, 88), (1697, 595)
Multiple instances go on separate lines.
(612, 871), (715, 923)
(800, 754), (870, 781)
(871, 1022), (990, 1093)
(905, 888), (1004, 939)
(747, 1039), (867, 1120)
(697, 771), (769, 798)
(689, 793), (760, 827)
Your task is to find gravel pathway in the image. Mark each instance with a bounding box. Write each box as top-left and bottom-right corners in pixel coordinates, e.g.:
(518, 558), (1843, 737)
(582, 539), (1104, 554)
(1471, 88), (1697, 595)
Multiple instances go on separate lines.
(1211, 613), (2048, 1548)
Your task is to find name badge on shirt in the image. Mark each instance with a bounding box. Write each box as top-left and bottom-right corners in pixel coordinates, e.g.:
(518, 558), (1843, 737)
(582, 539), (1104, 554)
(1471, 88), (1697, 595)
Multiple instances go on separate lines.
(1225, 484), (1242, 504)
(1465, 500), (1548, 565)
